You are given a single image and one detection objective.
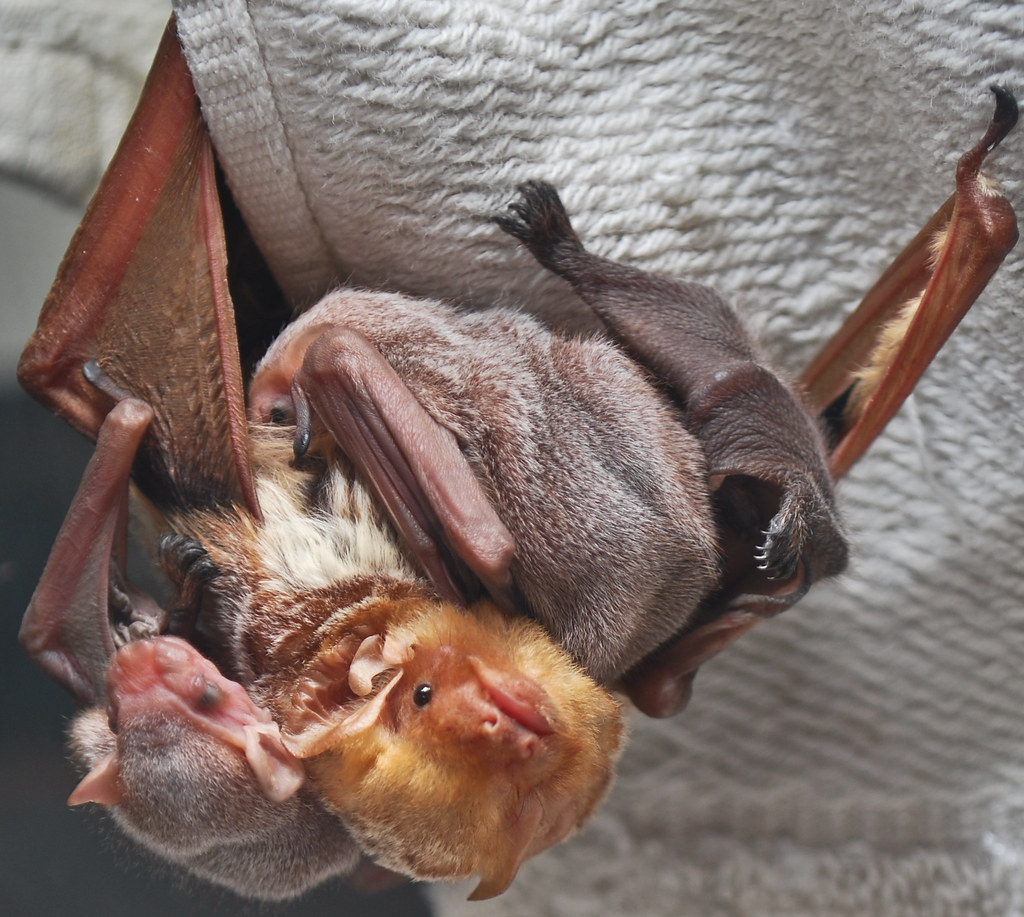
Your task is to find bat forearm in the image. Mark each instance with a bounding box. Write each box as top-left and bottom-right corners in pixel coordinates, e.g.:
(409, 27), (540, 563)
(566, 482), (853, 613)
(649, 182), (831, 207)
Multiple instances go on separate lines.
(20, 398), (155, 706)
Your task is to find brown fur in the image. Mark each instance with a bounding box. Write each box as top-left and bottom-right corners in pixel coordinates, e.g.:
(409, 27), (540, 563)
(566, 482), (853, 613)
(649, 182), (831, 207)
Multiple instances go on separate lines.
(252, 290), (721, 683)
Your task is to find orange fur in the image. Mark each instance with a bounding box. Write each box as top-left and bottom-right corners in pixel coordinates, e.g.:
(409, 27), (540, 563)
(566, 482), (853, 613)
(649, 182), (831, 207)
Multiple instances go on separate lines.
(294, 602), (621, 898)
(188, 430), (623, 898)
(844, 225), (946, 422)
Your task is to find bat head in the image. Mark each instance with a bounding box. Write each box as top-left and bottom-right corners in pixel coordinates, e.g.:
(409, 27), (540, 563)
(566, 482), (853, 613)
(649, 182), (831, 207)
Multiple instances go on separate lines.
(278, 599), (623, 898)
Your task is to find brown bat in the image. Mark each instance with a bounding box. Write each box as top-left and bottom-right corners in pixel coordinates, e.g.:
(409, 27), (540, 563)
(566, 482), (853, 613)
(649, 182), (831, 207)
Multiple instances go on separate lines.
(16, 19), (1017, 903)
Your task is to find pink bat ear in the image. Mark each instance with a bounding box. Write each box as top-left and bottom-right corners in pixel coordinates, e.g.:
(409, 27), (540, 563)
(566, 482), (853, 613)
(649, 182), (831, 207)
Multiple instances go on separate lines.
(348, 631), (415, 695)
(467, 795), (544, 900)
(281, 632), (412, 758)
(333, 672), (405, 741)
(67, 751), (124, 807)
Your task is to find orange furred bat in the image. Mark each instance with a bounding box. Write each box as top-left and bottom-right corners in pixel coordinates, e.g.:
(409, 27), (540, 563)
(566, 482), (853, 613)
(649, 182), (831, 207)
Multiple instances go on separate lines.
(17, 17), (1017, 902)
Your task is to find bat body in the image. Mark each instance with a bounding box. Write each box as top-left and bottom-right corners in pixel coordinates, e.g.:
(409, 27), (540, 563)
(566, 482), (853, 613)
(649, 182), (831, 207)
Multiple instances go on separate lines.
(187, 426), (621, 898)
(16, 21), (1018, 904)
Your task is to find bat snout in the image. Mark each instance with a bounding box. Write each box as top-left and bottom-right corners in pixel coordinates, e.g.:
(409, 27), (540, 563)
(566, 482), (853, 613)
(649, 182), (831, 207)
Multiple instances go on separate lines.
(460, 657), (563, 768)
(107, 636), (304, 802)
(107, 636), (229, 721)
(470, 658), (557, 737)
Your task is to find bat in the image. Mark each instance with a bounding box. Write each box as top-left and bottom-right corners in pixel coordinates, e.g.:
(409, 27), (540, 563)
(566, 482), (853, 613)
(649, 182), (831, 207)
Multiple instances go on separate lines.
(16, 17), (1018, 902)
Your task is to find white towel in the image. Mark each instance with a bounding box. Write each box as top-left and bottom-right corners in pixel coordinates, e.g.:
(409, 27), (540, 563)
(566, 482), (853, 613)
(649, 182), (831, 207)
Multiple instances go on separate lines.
(0, 0), (169, 201)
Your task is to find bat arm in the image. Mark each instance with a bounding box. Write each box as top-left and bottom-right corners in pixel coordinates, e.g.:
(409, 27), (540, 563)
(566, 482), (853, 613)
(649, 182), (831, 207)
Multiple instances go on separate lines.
(20, 397), (154, 707)
(290, 326), (517, 609)
(628, 88), (1018, 717)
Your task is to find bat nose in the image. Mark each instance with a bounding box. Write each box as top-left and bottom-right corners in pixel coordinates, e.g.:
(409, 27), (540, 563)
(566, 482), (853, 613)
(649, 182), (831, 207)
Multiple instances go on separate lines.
(468, 657), (557, 736)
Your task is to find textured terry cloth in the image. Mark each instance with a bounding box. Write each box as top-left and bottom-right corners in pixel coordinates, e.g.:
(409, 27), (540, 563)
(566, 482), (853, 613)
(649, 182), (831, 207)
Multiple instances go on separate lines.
(14, 0), (1024, 913)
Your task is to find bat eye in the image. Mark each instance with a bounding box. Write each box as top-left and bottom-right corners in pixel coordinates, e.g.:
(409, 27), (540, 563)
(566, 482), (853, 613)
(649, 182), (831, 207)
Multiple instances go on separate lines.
(413, 684), (433, 708)
(269, 405), (293, 425)
(197, 680), (221, 709)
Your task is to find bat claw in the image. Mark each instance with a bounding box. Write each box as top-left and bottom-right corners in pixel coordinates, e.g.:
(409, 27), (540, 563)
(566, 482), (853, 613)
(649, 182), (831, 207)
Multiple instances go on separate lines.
(955, 86), (1019, 184)
(290, 380), (313, 458)
(83, 359), (134, 403)
(758, 473), (847, 583)
(494, 180), (585, 273)
(983, 85), (1018, 155)
(756, 489), (808, 581)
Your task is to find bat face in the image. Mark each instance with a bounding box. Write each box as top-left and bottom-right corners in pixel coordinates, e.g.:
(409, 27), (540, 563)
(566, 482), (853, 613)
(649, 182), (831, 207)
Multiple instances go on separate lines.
(174, 429), (624, 899)
(297, 602), (623, 900)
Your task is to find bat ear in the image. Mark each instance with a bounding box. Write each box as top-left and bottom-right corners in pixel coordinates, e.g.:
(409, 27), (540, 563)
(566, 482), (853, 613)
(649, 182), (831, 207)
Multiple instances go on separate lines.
(67, 751), (124, 807)
(348, 631), (415, 694)
(280, 633), (412, 758)
(466, 795), (545, 900)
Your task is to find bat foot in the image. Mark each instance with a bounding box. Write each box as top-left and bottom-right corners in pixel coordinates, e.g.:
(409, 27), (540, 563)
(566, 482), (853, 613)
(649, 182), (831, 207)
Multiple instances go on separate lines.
(159, 534), (221, 637)
(754, 521), (801, 583)
(755, 476), (847, 583)
(494, 180), (586, 275)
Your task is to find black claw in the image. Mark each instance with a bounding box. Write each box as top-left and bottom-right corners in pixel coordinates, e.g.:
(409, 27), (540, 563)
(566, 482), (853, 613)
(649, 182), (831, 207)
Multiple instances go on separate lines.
(158, 534), (220, 640)
(293, 426), (311, 459)
(291, 383), (313, 459)
(988, 85), (1018, 148)
(83, 359), (134, 402)
(756, 500), (803, 582)
(958, 86), (1019, 181)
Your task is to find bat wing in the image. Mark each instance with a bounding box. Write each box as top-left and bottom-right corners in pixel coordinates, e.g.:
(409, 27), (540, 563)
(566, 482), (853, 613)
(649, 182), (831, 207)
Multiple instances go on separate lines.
(19, 400), (153, 706)
(624, 88), (1018, 716)
(805, 86), (1019, 477)
(18, 20), (274, 705)
(17, 19), (260, 518)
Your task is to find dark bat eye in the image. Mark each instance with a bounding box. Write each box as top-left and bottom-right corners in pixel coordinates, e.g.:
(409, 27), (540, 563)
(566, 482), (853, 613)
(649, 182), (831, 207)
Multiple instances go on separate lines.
(413, 684), (433, 708)
(269, 405), (292, 425)
(197, 681), (221, 709)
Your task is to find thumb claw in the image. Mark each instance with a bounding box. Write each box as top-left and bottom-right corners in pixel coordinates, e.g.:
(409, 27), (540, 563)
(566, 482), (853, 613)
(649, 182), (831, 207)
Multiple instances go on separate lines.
(291, 379), (313, 458)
